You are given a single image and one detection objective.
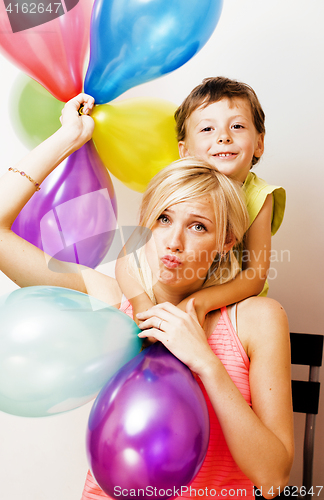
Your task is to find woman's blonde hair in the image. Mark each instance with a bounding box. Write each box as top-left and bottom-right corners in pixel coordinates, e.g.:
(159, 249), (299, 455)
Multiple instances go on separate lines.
(128, 157), (249, 303)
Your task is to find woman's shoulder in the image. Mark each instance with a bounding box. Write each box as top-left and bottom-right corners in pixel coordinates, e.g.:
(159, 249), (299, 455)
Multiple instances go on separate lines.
(206, 297), (286, 324)
(237, 297), (290, 355)
(238, 296), (287, 318)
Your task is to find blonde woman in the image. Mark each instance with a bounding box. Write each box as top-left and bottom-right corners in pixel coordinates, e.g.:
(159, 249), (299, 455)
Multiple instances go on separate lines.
(0, 95), (293, 499)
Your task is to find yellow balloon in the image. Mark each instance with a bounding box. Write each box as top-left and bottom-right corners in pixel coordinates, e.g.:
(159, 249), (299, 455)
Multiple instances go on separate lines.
(92, 98), (180, 192)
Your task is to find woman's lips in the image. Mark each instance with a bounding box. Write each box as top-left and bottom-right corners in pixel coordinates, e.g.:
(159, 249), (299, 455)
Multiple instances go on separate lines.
(161, 255), (182, 269)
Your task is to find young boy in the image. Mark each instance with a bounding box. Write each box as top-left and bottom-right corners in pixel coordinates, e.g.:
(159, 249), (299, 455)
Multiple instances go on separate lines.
(116, 77), (286, 324)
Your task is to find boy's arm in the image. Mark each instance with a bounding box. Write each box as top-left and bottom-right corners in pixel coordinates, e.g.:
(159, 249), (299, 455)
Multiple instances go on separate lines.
(178, 194), (273, 324)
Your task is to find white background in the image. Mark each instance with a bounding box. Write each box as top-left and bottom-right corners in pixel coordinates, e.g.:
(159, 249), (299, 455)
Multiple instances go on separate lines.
(0, 0), (323, 498)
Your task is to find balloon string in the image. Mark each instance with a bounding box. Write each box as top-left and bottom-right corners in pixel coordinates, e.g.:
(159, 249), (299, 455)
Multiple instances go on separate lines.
(78, 105), (84, 116)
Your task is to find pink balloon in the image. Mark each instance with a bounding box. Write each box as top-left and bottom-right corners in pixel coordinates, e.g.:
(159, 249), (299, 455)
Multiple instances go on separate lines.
(0, 0), (92, 102)
(12, 140), (117, 269)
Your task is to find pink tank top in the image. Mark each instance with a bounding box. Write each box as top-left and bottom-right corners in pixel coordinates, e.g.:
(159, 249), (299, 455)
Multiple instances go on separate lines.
(81, 304), (254, 500)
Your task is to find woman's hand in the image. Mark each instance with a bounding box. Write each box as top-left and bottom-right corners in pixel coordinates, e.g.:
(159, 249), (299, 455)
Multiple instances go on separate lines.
(59, 93), (95, 150)
(177, 294), (208, 326)
(136, 299), (215, 375)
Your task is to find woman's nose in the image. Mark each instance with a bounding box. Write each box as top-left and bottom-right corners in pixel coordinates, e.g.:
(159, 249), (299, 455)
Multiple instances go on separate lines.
(166, 227), (183, 252)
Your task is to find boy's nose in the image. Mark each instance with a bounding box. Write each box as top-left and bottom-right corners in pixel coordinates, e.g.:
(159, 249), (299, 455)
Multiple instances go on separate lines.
(216, 128), (232, 144)
(217, 137), (231, 143)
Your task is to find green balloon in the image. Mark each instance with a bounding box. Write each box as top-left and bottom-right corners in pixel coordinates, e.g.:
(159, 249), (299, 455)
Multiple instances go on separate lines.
(0, 286), (142, 417)
(9, 73), (64, 150)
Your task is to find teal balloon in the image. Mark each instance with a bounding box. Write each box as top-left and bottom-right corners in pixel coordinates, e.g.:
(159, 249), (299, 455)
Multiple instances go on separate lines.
(0, 286), (142, 417)
(84, 0), (223, 104)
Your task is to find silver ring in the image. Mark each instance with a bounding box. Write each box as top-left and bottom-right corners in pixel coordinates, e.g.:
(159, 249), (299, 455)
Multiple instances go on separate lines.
(158, 319), (163, 330)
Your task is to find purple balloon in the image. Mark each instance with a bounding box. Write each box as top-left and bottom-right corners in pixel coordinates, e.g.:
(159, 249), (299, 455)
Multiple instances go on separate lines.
(12, 141), (117, 268)
(87, 342), (209, 499)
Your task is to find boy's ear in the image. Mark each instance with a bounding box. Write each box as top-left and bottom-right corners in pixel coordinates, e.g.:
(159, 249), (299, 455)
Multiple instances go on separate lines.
(254, 133), (265, 158)
(178, 141), (190, 158)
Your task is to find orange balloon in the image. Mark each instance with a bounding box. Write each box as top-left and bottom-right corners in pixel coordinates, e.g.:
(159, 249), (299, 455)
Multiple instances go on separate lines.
(92, 98), (180, 192)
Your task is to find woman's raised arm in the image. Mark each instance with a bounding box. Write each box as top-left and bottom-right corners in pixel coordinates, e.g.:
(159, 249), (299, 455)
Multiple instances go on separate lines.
(0, 94), (122, 307)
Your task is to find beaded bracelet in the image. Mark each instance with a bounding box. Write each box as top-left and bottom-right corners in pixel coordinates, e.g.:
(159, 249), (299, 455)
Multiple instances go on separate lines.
(8, 167), (41, 191)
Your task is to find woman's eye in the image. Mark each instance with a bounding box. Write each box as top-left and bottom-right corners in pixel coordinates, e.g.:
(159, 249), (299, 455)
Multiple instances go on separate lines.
(193, 223), (206, 232)
(158, 215), (170, 224)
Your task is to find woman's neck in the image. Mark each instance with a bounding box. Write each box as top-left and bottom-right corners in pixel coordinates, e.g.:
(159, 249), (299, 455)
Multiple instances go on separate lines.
(153, 281), (203, 306)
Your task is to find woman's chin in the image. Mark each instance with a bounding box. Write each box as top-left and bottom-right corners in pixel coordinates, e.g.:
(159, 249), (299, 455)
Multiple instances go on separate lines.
(156, 268), (182, 286)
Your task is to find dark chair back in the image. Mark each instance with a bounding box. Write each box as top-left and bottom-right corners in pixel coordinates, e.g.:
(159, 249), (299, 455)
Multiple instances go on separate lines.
(290, 332), (323, 499)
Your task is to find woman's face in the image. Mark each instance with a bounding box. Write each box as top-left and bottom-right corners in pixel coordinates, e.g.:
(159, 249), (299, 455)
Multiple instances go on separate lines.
(145, 195), (219, 294)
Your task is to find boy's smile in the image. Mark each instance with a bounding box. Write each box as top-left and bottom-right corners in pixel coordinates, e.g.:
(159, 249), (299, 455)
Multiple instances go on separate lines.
(178, 98), (264, 183)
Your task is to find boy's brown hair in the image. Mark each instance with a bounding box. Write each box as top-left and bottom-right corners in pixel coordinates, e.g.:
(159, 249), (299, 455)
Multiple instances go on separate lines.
(174, 76), (265, 166)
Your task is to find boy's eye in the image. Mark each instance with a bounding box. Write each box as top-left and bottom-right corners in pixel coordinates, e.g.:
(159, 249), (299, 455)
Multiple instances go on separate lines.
(232, 124), (244, 129)
(201, 126), (213, 132)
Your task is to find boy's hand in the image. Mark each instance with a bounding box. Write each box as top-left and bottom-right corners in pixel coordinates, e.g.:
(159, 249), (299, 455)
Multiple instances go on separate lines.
(59, 93), (95, 149)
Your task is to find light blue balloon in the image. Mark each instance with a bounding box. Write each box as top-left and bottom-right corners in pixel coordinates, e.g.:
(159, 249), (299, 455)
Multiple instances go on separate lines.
(0, 286), (142, 417)
(84, 0), (223, 104)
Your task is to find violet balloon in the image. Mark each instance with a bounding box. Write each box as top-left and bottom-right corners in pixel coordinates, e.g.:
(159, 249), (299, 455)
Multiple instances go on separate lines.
(87, 342), (209, 499)
(12, 141), (117, 269)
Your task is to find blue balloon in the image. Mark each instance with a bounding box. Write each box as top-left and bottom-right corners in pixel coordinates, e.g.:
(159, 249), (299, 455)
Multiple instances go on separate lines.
(84, 0), (223, 104)
(0, 287), (142, 417)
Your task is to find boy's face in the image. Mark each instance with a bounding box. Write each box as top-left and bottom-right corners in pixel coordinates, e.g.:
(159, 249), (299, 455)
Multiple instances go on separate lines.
(178, 98), (264, 183)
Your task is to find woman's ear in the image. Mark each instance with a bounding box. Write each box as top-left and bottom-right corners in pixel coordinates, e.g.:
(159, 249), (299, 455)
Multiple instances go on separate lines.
(178, 141), (190, 158)
(223, 233), (236, 253)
